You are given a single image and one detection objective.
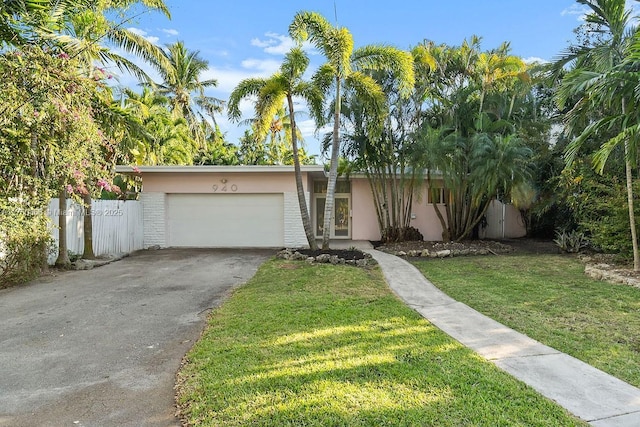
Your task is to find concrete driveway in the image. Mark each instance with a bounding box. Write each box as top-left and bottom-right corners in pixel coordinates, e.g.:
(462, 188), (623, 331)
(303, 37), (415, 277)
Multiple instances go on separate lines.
(0, 248), (273, 427)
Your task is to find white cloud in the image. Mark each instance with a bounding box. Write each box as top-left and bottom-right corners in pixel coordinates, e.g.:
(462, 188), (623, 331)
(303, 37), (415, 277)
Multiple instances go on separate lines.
(561, 4), (589, 21)
(200, 59), (279, 93)
(162, 28), (179, 36)
(523, 56), (550, 64)
(251, 32), (295, 55)
(241, 58), (281, 73)
(250, 32), (316, 56)
(127, 27), (160, 45)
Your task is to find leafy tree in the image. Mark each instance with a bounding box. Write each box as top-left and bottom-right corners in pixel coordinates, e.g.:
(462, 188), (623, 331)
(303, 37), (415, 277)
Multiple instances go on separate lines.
(555, 0), (640, 270)
(290, 11), (415, 249)
(193, 124), (239, 166)
(0, 46), (111, 268)
(410, 38), (536, 241)
(149, 41), (222, 146)
(121, 87), (198, 165)
(229, 47), (323, 249)
(340, 66), (429, 242)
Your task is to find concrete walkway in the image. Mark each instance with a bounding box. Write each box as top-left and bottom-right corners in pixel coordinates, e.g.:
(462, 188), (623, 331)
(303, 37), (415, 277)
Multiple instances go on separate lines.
(368, 249), (640, 427)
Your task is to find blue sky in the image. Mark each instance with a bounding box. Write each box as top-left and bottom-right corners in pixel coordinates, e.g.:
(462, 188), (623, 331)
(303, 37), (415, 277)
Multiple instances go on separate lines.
(113, 0), (597, 160)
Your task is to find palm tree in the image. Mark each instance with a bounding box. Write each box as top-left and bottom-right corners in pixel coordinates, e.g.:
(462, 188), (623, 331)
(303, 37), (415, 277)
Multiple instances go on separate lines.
(290, 11), (415, 249)
(150, 41), (222, 146)
(122, 87), (197, 165)
(556, 0), (640, 270)
(228, 47), (323, 249)
(475, 43), (528, 121)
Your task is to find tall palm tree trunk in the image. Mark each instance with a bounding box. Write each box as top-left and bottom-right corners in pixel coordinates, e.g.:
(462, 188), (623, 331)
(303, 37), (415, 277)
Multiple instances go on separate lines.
(622, 98), (639, 271)
(624, 142), (639, 271)
(287, 95), (317, 250)
(322, 77), (341, 249)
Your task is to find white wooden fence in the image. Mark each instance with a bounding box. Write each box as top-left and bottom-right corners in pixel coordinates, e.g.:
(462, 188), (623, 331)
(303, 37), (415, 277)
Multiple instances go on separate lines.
(47, 198), (143, 264)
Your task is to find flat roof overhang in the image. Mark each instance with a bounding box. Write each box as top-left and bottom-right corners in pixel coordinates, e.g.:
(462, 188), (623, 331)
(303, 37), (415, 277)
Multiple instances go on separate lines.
(115, 165), (326, 174)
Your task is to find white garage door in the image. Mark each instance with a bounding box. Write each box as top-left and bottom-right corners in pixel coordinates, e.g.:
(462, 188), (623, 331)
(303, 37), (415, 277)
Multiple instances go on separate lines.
(167, 194), (284, 247)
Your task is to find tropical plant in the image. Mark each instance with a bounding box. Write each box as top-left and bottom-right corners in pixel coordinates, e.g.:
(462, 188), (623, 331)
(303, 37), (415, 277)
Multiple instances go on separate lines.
(409, 37), (536, 241)
(340, 68), (427, 242)
(121, 87), (198, 165)
(0, 47), (110, 268)
(149, 41), (222, 146)
(553, 229), (589, 253)
(417, 128), (532, 241)
(555, 0), (640, 270)
(229, 47), (323, 249)
(289, 11), (415, 249)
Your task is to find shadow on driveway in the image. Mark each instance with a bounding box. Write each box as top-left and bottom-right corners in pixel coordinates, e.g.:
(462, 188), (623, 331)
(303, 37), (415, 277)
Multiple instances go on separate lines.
(0, 248), (274, 427)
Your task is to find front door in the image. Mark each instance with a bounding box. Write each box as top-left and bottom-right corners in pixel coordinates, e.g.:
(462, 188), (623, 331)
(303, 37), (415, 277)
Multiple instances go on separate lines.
(315, 195), (351, 239)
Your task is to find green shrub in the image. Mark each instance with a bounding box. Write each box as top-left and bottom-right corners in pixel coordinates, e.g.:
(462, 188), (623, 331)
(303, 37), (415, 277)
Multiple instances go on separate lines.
(0, 199), (52, 288)
(560, 164), (640, 259)
(553, 229), (589, 253)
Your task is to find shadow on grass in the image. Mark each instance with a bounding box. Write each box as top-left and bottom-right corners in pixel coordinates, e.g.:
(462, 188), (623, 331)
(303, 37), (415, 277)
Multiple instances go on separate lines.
(177, 260), (587, 427)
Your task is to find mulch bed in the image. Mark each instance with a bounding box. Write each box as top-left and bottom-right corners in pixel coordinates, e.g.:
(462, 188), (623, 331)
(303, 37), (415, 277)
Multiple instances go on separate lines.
(295, 249), (367, 261)
(376, 238), (563, 256)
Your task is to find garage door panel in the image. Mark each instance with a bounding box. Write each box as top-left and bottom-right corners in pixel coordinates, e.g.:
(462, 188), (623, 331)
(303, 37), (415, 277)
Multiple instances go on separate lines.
(167, 194), (283, 247)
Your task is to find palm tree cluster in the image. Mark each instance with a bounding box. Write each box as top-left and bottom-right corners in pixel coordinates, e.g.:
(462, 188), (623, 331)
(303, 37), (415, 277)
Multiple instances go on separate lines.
(3, 0), (640, 269)
(555, 0), (640, 270)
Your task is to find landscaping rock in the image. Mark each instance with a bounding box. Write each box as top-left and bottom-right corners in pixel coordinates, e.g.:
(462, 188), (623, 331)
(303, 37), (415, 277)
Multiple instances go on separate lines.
(585, 263), (640, 289)
(435, 250), (451, 258)
(315, 254), (331, 263)
(277, 248), (373, 268)
(377, 240), (515, 259)
(292, 252), (308, 261)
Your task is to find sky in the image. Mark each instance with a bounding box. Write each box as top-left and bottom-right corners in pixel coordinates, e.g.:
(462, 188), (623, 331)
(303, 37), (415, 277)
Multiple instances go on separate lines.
(111, 0), (599, 160)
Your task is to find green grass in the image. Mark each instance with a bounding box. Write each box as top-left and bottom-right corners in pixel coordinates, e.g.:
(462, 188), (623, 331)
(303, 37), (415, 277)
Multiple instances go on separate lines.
(413, 254), (640, 388)
(176, 260), (586, 426)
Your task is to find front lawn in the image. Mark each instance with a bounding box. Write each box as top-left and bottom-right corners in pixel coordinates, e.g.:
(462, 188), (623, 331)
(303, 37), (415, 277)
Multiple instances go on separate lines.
(176, 260), (586, 426)
(413, 254), (640, 388)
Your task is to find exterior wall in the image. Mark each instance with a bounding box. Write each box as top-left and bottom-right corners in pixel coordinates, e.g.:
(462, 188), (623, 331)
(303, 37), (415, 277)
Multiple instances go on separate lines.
(284, 191), (311, 248)
(351, 178), (380, 241)
(140, 192), (166, 248)
(139, 171), (316, 248)
(410, 186), (447, 241)
(134, 169), (526, 247)
(350, 178), (446, 241)
(142, 172), (299, 194)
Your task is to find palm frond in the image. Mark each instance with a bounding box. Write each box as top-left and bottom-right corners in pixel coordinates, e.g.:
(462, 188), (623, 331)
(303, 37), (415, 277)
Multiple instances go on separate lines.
(227, 78), (268, 121)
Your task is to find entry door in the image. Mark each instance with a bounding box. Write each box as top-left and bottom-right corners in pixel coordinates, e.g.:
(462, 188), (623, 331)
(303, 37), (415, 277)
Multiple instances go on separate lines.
(315, 195), (351, 239)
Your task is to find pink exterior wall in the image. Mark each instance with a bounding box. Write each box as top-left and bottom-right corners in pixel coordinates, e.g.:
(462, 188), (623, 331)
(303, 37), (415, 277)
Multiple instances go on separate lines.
(142, 172), (308, 194)
(350, 178), (446, 241)
(351, 178), (380, 241)
(136, 169), (524, 243)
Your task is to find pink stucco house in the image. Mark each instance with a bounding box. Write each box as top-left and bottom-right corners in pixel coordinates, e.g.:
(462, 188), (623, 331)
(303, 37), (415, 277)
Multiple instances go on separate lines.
(116, 165), (525, 248)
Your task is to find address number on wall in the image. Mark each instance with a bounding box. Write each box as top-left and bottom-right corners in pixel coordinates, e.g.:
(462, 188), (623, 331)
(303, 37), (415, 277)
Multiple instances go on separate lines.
(212, 184), (238, 192)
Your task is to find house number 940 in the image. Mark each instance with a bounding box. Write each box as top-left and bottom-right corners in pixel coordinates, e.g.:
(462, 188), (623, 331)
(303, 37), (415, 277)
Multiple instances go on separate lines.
(212, 184), (238, 192)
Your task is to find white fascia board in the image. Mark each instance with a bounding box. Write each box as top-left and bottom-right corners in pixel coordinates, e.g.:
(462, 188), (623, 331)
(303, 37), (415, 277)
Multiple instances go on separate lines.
(115, 165), (325, 174)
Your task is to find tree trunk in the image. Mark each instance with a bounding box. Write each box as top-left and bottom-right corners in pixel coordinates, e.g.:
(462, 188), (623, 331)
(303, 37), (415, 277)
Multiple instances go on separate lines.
(428, 172), (450, 241)
(55, 188), (71, 267)
(82, 192), (96, 260)
(287, 94), (317, 250)
(624, 143), (639, 271)
(322, 77), (342, 250)
(621, 98), (639, 271)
